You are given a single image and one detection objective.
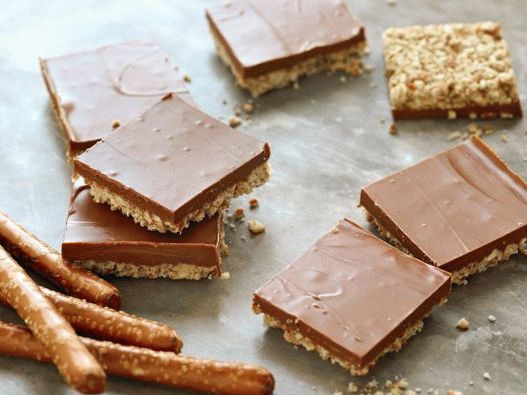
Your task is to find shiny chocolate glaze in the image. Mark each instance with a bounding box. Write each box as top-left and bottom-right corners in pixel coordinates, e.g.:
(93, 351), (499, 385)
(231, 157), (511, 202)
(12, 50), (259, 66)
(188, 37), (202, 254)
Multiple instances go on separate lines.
(62, 182), (222, 271)
(206, 0), (365, 78)
(74, 93), (270, 227)
(40, 41), (191, 154)
(360, 136), (527, 273)
(254, 219), (451, 368)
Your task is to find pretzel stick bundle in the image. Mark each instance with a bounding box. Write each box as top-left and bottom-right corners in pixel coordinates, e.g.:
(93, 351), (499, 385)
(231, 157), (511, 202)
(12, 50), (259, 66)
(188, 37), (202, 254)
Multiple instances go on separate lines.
(0, 210), (120, 309)
(0, 287), (183, 352)
(0, 246), (106, 393)
(0, 321), (275, 395)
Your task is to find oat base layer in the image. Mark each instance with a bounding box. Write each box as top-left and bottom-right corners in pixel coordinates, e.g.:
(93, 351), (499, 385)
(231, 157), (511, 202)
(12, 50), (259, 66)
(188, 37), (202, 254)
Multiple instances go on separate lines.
(254, 305), (427, 376)
(77, 260), (217, 280)
(365, 211), (527, 284)
(383, 22), (520, 113)
(81, 162), (271, 234)
(211, 30), (366, 97)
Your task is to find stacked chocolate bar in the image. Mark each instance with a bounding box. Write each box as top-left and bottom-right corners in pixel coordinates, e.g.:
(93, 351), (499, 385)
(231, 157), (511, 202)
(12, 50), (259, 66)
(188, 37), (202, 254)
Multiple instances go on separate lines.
(40, 41), (271, 281)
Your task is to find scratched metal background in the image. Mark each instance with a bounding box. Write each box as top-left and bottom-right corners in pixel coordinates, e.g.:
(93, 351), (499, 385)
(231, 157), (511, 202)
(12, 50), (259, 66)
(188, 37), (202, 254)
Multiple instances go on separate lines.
(0, 1), (526, 394)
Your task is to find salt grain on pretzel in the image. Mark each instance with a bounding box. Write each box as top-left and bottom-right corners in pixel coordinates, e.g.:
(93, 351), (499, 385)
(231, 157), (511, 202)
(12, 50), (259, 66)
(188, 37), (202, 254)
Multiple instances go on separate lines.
(0, 247), (106, 394)
(0, 321), (275, 395)
(0, 210), (120, 309)
(0, 287), (182, 352)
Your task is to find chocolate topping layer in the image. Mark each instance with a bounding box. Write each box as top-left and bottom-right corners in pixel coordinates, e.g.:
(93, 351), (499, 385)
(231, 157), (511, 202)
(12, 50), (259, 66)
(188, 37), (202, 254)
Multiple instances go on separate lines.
(253, 219), (451, 369)
(74, 93), (270, 230)
(360, 136), (527, 273)
(206, 0), (365, 78)
(62, 182), (222, 271)
(40, 41), (191, 155)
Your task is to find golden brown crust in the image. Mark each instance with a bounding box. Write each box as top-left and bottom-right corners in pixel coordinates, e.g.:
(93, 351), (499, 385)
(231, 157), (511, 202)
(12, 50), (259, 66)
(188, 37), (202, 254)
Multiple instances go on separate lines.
(0, 210), (121, 309)
(0, 247), (106, 394)
(0, 321), (275, 395)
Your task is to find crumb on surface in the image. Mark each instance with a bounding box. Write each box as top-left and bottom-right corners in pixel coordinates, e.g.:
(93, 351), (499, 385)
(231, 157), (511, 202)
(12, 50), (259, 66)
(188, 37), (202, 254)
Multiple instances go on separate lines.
(111, 119), (121, 129)
(220, 272), (230, 279)
(500, 133), (508, 143)
(389, 123), (398, 135)
(340, 76), (348, 83)
(446, 391), (463, 395)
(347, 382), (358, 393)
(248, 219), (265, 234)
(456, 317), (470, 331)
(242, 102), (254, 113)
(183, 74), (192, 82)
(228, 115), (242, 127)
(293, 81), (300, 90)
(488, 314), (496, 322)
(234, 207), (245, 219)
(249, 197), (259, 209)
(483, 372), (491, 380)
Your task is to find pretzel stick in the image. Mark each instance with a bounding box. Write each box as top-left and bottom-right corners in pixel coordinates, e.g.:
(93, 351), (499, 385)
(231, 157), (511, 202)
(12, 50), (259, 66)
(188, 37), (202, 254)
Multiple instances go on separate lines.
(0, 210), (120, 309)
(0, 287), (183, 352)
(0, 321), (275, 395)
(0, 246), (106, 394)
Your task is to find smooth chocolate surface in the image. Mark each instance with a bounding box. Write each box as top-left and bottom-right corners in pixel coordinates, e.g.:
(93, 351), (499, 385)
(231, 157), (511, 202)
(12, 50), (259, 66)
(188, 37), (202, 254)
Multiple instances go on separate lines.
(253, 218), (451, 368)
(74, 93), (270, 226)
(62, 182), (222, 270)
(360, 136), (527, 273)
(40, 41), (191, 155)
(206, 0), (365, 78)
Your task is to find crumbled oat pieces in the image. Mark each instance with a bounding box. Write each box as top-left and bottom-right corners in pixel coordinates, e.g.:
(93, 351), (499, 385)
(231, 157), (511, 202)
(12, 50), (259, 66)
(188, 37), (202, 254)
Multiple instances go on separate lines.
(456, 317), (470, 331)
(248, 220), (265, 234)
(383, 22), (519, 111)
(228, 115), (242, 127)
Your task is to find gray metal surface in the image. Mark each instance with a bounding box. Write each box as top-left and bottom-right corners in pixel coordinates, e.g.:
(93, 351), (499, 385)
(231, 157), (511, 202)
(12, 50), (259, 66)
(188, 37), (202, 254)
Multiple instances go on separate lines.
(0, 1), (526, 394)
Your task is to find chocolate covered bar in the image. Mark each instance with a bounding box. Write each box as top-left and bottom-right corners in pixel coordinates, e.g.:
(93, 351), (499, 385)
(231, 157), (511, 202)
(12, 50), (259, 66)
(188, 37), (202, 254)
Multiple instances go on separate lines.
(73, 93), (271, 234)
(40, 41), (192, 159)
(360, 136), (527, 284)
(62, 182), (227, 280)
(383, 22), (522, 120)
(253, 219), (451, 375)
(206, 0), (366, 97)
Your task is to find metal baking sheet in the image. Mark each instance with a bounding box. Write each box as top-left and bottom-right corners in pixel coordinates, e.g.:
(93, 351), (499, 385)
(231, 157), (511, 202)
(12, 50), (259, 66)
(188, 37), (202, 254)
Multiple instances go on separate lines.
(0, 1), (526, 394)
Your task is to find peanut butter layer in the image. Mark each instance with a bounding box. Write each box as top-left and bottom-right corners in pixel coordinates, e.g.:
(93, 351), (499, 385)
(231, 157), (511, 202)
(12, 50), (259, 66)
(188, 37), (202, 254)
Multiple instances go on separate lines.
(61, 182), (223, 277)
(360, 136), (527, 274)
(73, 93), (271, 234)
(253, 219), (451, 373)
(40, 41), (192, 158)
(206, 0), (366, 95)
(383, 22), (522, 120)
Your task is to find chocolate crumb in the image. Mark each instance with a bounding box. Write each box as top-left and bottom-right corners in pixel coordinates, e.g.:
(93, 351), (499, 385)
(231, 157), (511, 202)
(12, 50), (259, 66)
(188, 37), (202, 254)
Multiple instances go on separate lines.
(111, 119), (121, 129)
(456, 317), (470, 331)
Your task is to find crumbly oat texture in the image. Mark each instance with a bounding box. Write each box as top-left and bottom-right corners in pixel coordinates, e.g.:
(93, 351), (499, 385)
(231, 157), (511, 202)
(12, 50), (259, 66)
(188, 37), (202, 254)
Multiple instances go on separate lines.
(81, 162), (271, 234)
(77, 260), (217, 280)
(365, 210), (527, 284)
(255, 307), (429, 376)
(211, 29), (366, 97)
(383, 22), (520, 112)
